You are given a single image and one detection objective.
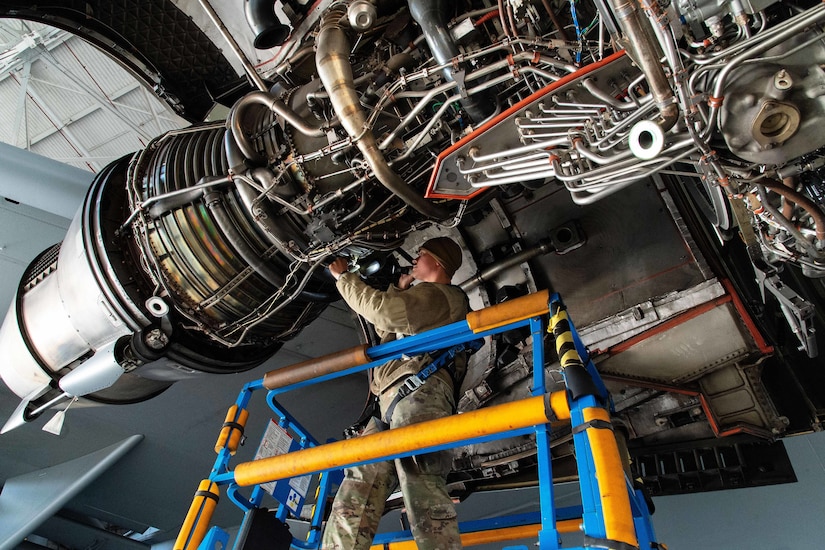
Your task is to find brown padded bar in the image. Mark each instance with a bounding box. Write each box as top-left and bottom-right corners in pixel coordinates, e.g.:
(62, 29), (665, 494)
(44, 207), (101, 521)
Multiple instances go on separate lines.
(263, 344), (371, 390)
(466, 289), (550, 332)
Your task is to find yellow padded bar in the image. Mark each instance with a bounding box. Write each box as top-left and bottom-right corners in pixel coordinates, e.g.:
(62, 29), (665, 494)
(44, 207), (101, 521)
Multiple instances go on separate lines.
(368, 519), (582, 549)
(214, 405), (248, 455)
(263, 344), (370, 390)
(173, 479), (219, 550)
(582, 407), (638, 548)
(234, 392), (569, 487)
(466, 289), (549, 332)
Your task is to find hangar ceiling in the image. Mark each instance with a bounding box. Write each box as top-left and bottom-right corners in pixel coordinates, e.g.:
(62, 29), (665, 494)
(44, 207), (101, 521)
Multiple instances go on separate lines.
(0, 18), (187, 172)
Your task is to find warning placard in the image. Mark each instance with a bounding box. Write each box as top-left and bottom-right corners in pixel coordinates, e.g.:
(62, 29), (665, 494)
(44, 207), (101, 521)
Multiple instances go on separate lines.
(254, 420), (312, 514)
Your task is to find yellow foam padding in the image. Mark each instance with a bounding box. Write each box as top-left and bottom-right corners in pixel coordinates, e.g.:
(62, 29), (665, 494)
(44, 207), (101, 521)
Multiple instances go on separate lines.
(263, 344), (370, 389)
(582, 407), (638, 547)
(174, 479), (219, 550)
(552, 330), (582, 368)
(368, 519), (582, 549)
(466, 289), (549, 332)
(234, 392), (569, 487)
(549, 306), (572, 343)
(549, 305), (569, 328)
(214, 405), (249, 454)
(549, 390), (570, 420)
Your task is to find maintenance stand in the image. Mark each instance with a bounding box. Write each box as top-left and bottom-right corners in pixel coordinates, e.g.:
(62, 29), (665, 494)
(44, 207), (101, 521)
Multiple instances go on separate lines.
(173, 290), (662, 549)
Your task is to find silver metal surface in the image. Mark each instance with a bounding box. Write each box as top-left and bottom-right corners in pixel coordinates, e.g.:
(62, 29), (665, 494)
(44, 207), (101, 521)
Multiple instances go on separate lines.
(598, 302), (757, 383)
(719, 34), (825, 164)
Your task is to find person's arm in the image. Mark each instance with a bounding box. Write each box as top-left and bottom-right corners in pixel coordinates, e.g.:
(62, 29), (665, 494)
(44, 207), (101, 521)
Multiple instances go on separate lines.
(328, 257), (349, 281)
(335, 272), (414, 333)
(397, 272), (414, 290)
(328, 257), (451, 334)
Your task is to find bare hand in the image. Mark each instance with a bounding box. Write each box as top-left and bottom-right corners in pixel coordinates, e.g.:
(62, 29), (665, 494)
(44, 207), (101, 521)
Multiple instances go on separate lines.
(328, 257), (349, 280)
(398, 272), (415, 290)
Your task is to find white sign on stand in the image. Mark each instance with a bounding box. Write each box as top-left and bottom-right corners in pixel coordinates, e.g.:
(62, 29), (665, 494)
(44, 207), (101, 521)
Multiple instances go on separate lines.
(254, 419), (312, 514)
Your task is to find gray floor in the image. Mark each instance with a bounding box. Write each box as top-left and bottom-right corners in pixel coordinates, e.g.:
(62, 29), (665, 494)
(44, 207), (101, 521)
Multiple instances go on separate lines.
(652, 429), (825, 550)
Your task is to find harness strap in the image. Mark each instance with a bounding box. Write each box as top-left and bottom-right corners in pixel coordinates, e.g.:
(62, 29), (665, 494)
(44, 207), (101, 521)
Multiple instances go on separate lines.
(382, 338), (483, 425)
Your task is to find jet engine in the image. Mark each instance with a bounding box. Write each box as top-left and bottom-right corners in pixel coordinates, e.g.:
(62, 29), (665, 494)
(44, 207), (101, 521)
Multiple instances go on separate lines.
(2, 0), (824, 467)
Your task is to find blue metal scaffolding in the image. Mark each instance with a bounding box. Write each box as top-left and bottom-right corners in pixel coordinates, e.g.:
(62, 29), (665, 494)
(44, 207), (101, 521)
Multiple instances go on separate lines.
(174, 290), (661, 549)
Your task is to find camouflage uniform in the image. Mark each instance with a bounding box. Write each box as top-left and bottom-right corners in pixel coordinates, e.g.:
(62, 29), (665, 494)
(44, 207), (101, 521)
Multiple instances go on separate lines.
(321, 272), (469, 550)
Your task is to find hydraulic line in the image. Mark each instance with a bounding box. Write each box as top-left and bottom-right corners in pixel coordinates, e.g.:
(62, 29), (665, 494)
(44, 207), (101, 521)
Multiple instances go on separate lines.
(315, 7), (450, 220)
(757, 178), (825, 243)
(607, 0), (677, 131)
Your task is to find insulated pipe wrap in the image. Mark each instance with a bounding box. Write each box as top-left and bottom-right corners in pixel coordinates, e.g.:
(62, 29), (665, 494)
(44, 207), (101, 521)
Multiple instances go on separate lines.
(466, 290), (549, 332)
(263, 344), (371, 389)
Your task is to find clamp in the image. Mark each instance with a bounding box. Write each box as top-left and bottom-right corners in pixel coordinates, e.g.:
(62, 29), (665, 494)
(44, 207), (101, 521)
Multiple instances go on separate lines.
(756, 267), (817, 357)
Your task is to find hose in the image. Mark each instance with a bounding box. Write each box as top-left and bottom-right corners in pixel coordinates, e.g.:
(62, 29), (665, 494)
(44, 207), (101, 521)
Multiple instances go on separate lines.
(315, 7), (450, 220)
(757, 178), (825, 243)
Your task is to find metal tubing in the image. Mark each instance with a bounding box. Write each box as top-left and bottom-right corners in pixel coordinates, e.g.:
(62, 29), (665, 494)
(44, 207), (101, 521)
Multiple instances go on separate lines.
(229, 91), (326, 162)
(755, 185), (824, 259)
(460, 242), (553, 291)
(758, 178), (825, 243)
(315, 8), (449, 220)
(379, 51), (574, 151)
(469, 140), (567, 163)
(582, 78), (637, 111)
(232, 393), (570, 487)
(196, 0), (268, 92)
(540, 0), (572, 41)
(607, 0), (677, 130)
(409, 0), (494, 122)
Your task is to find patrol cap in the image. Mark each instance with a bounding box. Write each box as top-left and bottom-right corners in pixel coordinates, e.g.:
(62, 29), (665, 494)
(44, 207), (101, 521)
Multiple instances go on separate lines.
(421, 237), (462, 278)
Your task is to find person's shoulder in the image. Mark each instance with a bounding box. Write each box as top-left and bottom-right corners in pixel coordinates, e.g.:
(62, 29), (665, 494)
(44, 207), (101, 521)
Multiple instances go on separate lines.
(414, 281), (464, 297)
(412, 281), (449, 290)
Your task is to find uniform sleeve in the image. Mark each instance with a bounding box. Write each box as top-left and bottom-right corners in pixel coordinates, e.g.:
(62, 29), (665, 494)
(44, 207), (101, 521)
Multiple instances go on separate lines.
(335, 273), (451, 335)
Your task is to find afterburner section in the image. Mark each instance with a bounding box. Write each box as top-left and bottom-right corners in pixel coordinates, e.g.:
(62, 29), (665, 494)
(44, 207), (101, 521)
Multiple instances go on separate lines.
(129, 124), (332, 348)
(0, 121), (337, 423)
